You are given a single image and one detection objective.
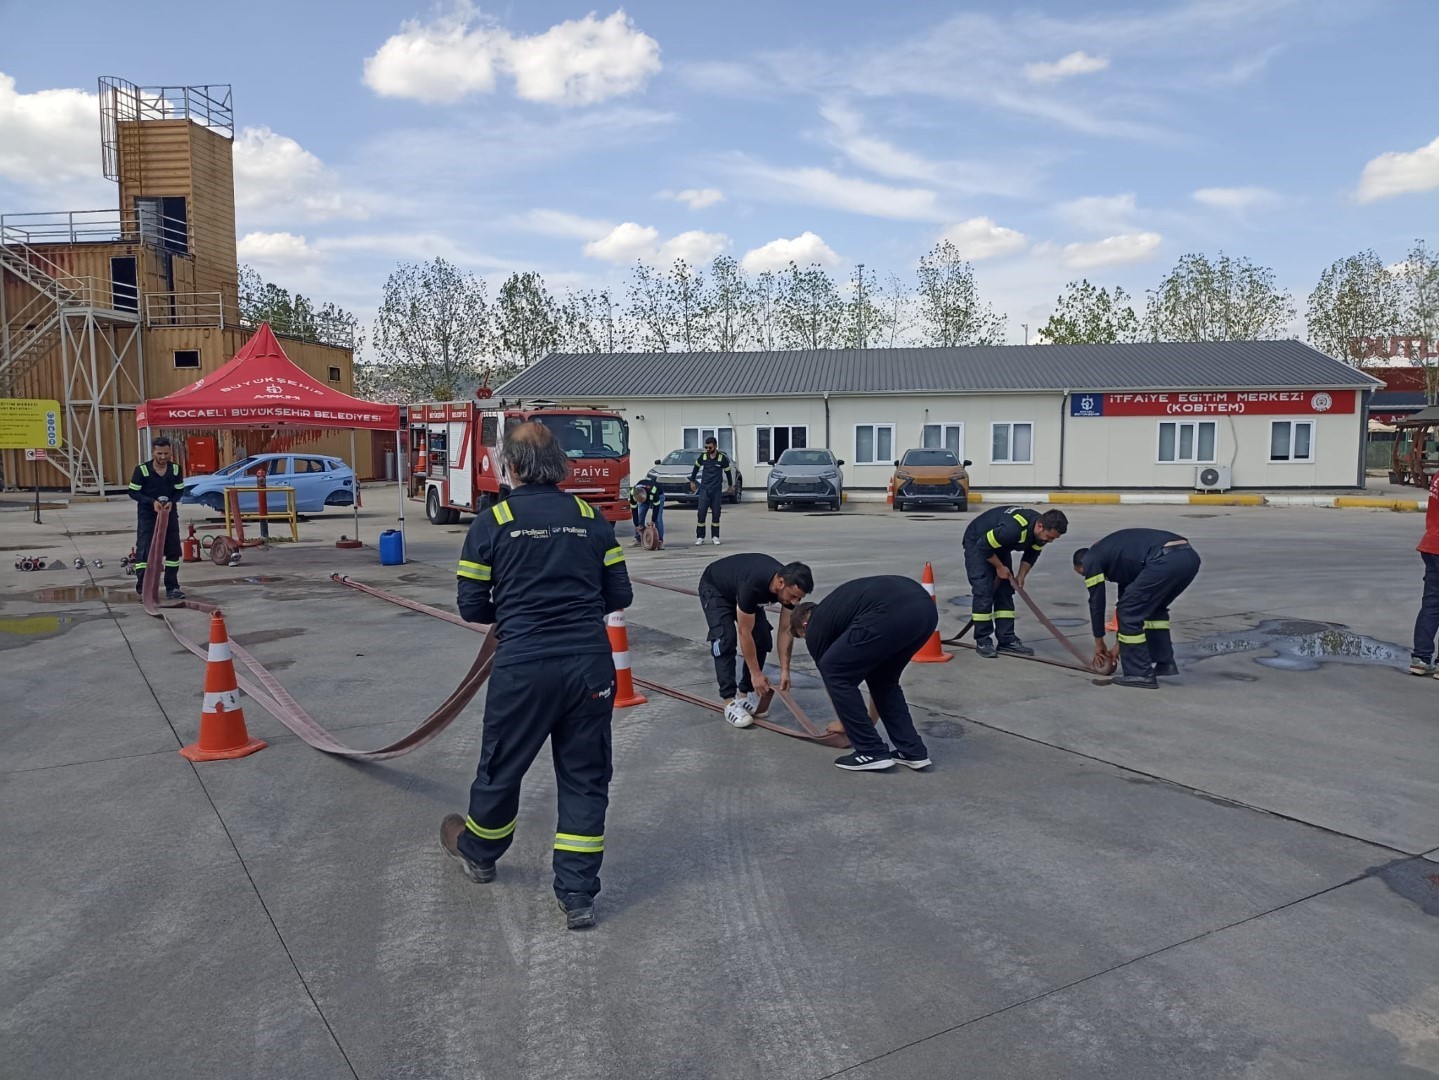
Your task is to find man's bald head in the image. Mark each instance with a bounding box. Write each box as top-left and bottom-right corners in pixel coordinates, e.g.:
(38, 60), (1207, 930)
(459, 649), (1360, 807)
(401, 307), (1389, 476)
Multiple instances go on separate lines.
(501, 421), (569, 485)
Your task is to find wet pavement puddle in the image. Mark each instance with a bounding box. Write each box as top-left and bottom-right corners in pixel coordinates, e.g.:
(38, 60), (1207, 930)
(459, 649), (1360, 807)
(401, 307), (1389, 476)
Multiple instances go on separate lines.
(0, 611), (112, 648)
(1179, 619), (1411, 672)
(32, 585), (141, 604)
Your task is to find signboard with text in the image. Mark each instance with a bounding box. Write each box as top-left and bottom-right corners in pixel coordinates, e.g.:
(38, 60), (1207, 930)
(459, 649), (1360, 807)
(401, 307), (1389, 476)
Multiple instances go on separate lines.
(0, 398), (63, 449)
(1070, 390), (1356, 417)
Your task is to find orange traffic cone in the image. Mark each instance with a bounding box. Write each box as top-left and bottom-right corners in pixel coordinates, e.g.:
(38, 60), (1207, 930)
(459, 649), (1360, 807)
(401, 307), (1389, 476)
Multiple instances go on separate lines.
(1106, 609), (1118, 632)
(885, 479), (894, 507)
(912, 562), (953, 663)
(606, 610), (648, 708)
(180, 610), (268, 761)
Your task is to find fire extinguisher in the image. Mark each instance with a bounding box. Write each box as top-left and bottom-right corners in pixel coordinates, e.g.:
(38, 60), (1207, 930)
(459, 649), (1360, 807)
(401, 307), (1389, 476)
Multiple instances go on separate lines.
(182, 522), (202, 563)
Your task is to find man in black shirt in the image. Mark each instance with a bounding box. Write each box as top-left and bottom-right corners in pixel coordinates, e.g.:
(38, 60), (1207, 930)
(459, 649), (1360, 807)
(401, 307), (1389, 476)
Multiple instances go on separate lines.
(127, 435), (187, 599)
(688, 437), (734, 546)
(697, 552), (812, 726)
(1073, 528), (1201, 689)
(790, 576), (936, 772)
(961, 505), (1068, 658)
(441, 422), (634, 930)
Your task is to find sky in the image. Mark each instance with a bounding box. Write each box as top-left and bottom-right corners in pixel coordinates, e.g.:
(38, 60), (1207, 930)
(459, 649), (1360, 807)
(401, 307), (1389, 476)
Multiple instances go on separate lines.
(0, 0), (1436, 346)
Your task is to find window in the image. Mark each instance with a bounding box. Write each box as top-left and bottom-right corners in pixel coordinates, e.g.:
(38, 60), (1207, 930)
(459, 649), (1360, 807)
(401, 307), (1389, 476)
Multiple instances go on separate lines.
(135, 195), (188, 254)
(533, 414), (628, 459)
(854, 423), (895, 465)
(922, 423), (964, 457)
(990, 422), (1033, 464)
(480, 415), (499, 447)
(292, 458), (328, 474)
(1157, 421), (1217, 463)
(173, 349), (200, 369)
(1270, 420), (1314, 462)
(756, 425), (807, 464)
(682, 426), (734, 457)
(327, 366), (341, 382)
(111, 256), (138, 313)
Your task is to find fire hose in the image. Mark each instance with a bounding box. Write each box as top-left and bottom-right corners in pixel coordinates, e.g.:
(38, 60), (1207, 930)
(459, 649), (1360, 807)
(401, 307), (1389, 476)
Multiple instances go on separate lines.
(942, 583), (1115, 677)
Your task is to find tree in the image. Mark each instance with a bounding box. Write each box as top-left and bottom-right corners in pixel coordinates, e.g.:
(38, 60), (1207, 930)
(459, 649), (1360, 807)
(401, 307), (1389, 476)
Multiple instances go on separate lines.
(842, 264), (889, 349)
(775, 262), (846, 349)
(1395, 239), (1439, 402)
(666, 259), (708, 351)
(1145, 252), (1296, 341)
(556, 288), (629, 353)
(372, 257), (493, 401)
(914, 241), (1005, 346)
(626, 262), (671, 351)
(1305, 250), (1403, 364)
(747, 270), (780, 351)
(494, 271), (558, 371)
(1039, 280), (1141, 344)
(703, 256), (752, 351)
(878, 272), (915, 347)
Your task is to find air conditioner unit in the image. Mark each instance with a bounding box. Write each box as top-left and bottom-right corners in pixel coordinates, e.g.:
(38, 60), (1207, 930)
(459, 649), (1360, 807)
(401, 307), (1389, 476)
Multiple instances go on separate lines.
(1195, 465), (1231, 493)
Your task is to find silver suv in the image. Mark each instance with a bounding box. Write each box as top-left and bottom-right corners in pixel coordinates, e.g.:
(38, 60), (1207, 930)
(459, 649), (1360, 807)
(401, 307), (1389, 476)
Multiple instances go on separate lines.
(766, 449), (844, 511)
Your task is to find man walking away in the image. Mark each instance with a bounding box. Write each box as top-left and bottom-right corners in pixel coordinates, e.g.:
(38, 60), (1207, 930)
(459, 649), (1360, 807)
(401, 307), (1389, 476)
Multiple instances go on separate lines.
(697, 553), (812, 726)
(441, 422), (634, 930)
(128, 435), (187, 599)
(629, 476), (665, 549)
(1074, 528), (1201, 690)
(960, 506), (1068, 658)
(790, 576), (935, 773)
(689, 437), (734, 546)
(1410, 470), (1439, 677)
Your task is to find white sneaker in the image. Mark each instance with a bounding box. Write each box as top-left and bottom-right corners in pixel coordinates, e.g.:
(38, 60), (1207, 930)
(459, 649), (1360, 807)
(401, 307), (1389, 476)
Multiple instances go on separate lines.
(711, 537), (721, 545)
(739, 691), (760, 715)
(722, 700), (754, 728)
(694, 538), (705, 546)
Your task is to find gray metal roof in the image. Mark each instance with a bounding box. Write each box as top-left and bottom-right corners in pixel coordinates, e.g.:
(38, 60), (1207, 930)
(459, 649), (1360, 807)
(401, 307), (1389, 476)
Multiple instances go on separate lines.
(497, 341), (1381, 399)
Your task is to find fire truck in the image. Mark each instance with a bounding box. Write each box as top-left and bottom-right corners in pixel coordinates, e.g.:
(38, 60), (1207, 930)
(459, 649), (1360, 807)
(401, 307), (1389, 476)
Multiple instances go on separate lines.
(409, 400), (631, 524)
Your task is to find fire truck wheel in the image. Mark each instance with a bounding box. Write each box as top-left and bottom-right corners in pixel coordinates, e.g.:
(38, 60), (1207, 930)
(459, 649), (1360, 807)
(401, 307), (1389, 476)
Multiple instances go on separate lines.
(426, 489), (445, 525)
(446, 508), (462, 525)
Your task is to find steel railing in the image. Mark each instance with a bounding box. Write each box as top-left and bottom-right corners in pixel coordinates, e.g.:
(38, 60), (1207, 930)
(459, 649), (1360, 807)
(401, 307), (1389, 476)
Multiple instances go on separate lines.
(146, 292), (227, 328)
(0, 209), (189, 251)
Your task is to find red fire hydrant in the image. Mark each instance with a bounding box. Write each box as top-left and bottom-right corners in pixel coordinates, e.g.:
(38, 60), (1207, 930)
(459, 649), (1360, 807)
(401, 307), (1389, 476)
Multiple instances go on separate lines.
(182, 522), (202, 563)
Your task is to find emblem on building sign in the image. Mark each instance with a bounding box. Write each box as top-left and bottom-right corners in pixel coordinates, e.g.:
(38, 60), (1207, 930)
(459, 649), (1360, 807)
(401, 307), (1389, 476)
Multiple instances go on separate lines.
(1080, 395), (1095, 412)
(1310, 392), (1333, 412)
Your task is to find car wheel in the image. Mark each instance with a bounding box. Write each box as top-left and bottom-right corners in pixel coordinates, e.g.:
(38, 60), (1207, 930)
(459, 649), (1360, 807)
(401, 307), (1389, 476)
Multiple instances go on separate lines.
(426, 488), (446, 525)
(955, 500), (968, 512)
(729, 482), (742, 504)
(767, 499), (778, 511)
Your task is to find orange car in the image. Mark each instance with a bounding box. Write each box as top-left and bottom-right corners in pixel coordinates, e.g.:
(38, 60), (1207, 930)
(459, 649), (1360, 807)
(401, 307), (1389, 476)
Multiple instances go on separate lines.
(891, 448), (971, 512)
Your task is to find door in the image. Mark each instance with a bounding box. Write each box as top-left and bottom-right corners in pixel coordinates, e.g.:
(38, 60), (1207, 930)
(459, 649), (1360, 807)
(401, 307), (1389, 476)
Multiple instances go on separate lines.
(756, 425), (807, 464)
(110, 256), (138, 313)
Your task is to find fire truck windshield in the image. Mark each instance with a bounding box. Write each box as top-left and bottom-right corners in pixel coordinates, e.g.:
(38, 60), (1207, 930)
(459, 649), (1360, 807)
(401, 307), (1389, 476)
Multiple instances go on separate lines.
(534, 414), (628, 459)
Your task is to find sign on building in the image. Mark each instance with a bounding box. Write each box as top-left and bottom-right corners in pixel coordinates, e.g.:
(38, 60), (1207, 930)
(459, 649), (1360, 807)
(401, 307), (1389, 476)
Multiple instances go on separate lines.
(1070, 390), (1356, 417)
(0, 399), (64, 450)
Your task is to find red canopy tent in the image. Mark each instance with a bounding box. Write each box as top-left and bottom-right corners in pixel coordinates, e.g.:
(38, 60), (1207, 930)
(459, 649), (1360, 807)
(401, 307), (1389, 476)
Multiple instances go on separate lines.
(137, 323), (405, 551)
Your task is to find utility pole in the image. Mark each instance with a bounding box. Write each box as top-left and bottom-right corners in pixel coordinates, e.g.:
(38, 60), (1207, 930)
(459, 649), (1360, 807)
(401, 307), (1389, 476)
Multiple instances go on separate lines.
(1022, 322), (1029, 345)
(855, 264), (867, 348)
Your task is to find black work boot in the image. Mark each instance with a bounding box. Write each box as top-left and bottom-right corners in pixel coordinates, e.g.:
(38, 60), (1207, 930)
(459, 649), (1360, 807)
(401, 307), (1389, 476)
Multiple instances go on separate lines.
(1153, 661), (1180, 677)
(557, 892), (596, 930)
(997, 639), (1035, 656)
(1113, 673), (1159, 689)
(439, 814), (497, 883)
(975, 638), (998, 658)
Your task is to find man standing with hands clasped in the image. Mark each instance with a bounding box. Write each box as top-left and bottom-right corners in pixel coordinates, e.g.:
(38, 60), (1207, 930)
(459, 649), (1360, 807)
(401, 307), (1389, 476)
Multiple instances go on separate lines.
(689, 436), (734, 546)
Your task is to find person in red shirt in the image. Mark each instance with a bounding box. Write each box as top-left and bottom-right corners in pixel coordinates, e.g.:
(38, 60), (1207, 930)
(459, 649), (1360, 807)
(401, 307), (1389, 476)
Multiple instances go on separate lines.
(1411, 471), (1439, 677)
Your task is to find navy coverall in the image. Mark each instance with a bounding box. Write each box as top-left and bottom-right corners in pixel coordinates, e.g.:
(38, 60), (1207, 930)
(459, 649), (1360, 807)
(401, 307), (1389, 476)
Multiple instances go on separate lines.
(961, 505), (1049, 645)
(128, 459), (186, 594)
(699, 552), (787, 700)
(455, 484), (633, 901)
(689, 449), (733, 540)
(1080, 528), (1201, 678)
(629, 477), (665, 542)
(803, 576), (934, 760)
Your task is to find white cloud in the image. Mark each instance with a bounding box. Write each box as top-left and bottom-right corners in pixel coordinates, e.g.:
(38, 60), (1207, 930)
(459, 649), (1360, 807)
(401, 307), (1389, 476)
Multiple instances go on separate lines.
(661, 187), (725, 209)
(939, 217), (1027, 260)
(1355, 136), (1439, 203)
(363, 5), (661, 107)
(236, 231), (320, 265)
(582, 222), (728, 264)
(1192, 185), (1280, 211)
(233, 126), (369, 222)
(0, 73), (111, 204)
(740, 232), (840, 274)
(511, 208), (612, 240)
(1023, 50), (1110, 83)
(735, 159), (943, 221)
(1056, 232), (1163, 269)
(1056, 193), (1139, 233)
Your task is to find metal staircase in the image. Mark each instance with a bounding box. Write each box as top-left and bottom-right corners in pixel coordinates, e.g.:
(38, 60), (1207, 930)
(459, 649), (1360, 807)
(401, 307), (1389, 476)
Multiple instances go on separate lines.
(0, 231), (82, 393)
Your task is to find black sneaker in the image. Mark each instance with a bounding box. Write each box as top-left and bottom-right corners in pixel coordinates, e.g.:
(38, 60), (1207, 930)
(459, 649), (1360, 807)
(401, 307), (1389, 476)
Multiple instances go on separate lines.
(833, 751), (895, 771)
(166, 588), (186, 600)
(997, 640), (1034, 656)
(557, 893), (596, 930)
(892, 750), (933, 770)
(975, 638), (998, 658)
(1153, 661), (1180, 677)
(439, 814), (497, 883)
(1113, 674), (1159, 690)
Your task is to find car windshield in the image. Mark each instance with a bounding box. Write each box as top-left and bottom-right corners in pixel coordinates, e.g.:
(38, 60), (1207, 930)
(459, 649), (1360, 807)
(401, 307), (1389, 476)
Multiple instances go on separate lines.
(776, 450), (833, 466)
(533, 414), (628, 459)
(902, 450), (958, 466)
(662, 450), (699, 465)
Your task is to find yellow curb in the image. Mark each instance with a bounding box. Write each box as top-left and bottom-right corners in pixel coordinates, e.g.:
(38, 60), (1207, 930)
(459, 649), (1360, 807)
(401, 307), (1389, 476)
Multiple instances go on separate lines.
(969, 492), (984, 503)
(1188, 494), (1264, 505)
(1333, 496), (1421, 511)
(1047, 492), (1121, 504)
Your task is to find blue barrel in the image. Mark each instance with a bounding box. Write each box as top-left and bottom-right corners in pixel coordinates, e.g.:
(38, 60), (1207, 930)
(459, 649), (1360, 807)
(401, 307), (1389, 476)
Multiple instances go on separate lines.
(379, 529), (405, 566)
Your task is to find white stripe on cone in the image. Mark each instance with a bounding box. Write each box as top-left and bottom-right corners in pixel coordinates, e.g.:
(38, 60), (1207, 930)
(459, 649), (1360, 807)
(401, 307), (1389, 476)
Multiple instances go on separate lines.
(203, 690), (241, 711)
(921, 580), (935, 596)
(606, 612), (624, 627)
(207, 640), (232, 662)
(612, 649), (632, 669)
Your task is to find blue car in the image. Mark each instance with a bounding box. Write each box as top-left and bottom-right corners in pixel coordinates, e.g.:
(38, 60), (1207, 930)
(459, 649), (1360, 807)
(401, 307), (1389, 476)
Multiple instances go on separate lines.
(183, 453), (356, 514)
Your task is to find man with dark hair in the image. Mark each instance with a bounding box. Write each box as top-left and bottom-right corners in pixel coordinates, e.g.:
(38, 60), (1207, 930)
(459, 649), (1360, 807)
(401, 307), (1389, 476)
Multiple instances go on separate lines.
(790, 575), (935, 772)
(1073, 528), (1201, 689)
(688, 436), (734, 546)
(629, 475), (665, 548)
(441, 422), (634, 930)
(960, 506), (1067, 658)
(697, 553), (812, 726)
(127, 435), (187, 599)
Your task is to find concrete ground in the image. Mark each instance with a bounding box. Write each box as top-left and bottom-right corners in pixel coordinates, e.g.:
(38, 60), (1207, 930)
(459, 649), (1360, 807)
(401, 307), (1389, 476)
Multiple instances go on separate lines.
(2, 489), (1437, 1079)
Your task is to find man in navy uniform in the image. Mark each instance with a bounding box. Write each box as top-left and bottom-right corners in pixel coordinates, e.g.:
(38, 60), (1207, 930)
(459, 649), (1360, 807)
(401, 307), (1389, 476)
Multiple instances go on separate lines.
(960, 505), (1068, 657)
(629, 475), (665, 548)
(441, 422), (633, 930)
(127, 435), (187, 599)
(688, 436), (734, 546)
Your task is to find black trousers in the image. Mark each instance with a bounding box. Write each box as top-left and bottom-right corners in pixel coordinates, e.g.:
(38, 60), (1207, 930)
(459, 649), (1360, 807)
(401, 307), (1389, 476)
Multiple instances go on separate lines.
(818, 593), (936, 758)
(963, 546), (1019, 645)
(1114, 546), (1202, 677)
(696, 486), (722, 537)
(457, 652), (616, 899)
(135, 510), (181, 593)
(1413, 552), (1439, 663)
(700, 583), (772, 699)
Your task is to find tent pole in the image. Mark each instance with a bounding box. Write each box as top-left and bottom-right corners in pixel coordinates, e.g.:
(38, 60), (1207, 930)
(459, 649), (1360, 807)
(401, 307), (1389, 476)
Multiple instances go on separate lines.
(396, 425), (407, 564)
(350, 429), (360, 543)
